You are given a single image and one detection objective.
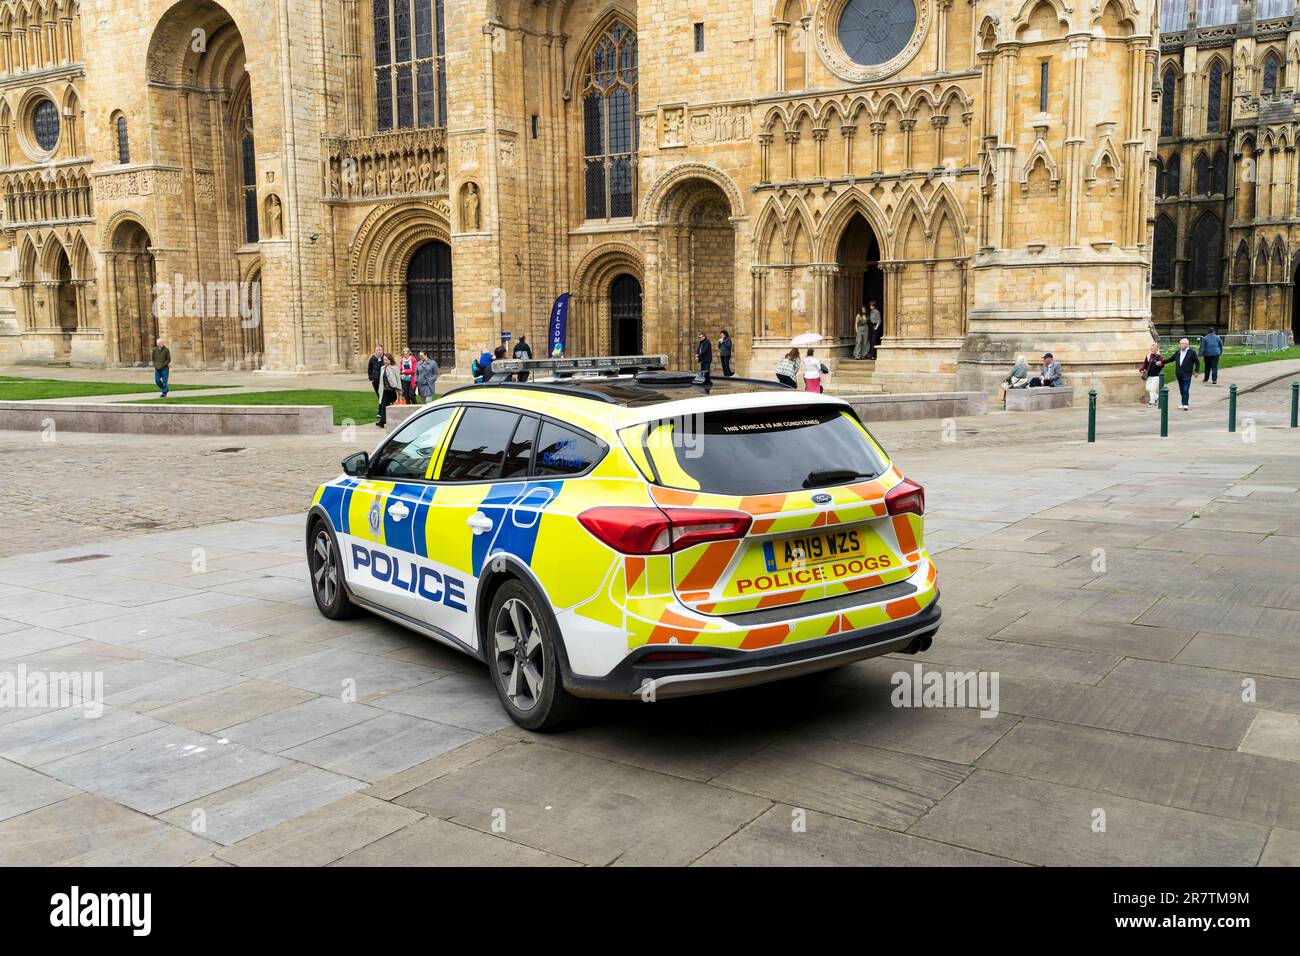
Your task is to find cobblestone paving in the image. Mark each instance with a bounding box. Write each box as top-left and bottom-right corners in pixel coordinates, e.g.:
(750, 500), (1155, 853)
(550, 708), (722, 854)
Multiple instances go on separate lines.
(0, 371), (1297, 865)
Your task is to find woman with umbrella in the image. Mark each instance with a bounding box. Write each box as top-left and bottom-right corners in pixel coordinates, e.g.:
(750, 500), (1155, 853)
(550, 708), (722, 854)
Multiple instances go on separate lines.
(791, 331), (824, 393)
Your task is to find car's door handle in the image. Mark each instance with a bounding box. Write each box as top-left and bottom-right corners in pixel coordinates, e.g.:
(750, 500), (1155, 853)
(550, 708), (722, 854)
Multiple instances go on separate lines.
(387, 501), (410, 521)
(467, 512), (494, 535)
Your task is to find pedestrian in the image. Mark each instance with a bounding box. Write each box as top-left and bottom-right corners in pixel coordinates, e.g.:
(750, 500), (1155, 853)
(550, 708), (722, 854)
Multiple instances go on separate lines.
(1166, 337), (1199, 410)
(377, 352), (400, 427)
(513, 334), (533, 382)
(853, 307), (870, 359)
(802, 348), (824, 393)
(867, 300), (882, 359)
(473, 350), (493, 383)
(366, 344), (384, 396)
(152, 337), (171, 397)
(1026, 352), (1063, 388)
(775, 348), (800, 388)
(399, 348), (416, 403)
(415, 351), (438, 403)
(695, 332), (713, 383)
(998, 355), (1029, 403)
(1139, 343), (1165, 406)
(1200, 327), (1223, 385)
(718, 330), (734, 377)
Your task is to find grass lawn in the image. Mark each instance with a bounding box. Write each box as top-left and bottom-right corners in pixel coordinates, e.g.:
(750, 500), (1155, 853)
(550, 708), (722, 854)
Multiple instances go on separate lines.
(0, 377), (226, 401)
(133, 389), (381, 425)
(1156, 345), (1300, 383)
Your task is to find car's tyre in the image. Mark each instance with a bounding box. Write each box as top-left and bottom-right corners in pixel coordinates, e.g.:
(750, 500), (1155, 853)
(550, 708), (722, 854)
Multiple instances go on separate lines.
(486, 579), (581, 731)
(308, 519), (356, 620)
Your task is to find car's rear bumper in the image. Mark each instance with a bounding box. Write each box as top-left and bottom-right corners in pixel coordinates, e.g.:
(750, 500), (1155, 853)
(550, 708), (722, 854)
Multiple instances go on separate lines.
(563, 599), (941, 699)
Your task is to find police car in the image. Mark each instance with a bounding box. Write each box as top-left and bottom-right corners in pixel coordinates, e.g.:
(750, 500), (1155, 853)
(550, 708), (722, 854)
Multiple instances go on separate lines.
(306, 355), (940, 730)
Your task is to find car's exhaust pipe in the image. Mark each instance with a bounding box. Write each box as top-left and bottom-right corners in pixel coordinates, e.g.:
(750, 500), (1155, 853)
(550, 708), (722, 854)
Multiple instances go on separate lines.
(901, 634), (935, 655)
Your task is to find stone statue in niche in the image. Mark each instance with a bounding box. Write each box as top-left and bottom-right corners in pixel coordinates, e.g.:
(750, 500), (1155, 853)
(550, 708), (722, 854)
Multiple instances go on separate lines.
(462, 182), (481, 231)
(433, 151), (447, 192)
(265, 193), (283, 238)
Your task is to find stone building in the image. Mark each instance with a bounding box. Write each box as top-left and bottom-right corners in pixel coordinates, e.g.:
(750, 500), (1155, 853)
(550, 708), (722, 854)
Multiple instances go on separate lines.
(0, 0), (1163, 398)
(1153, 0), (1300, 344)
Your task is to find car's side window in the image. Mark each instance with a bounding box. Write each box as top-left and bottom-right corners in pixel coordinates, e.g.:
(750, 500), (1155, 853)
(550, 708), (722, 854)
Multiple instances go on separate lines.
(369, 406), (457, 480)
(438, 406), (521, 481)
(502, 415), (540, 480)
(534, 421), (604, 477)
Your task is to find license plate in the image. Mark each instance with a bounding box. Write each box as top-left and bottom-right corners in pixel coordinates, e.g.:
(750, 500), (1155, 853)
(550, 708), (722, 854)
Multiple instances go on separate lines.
(763, 529), (865, 572)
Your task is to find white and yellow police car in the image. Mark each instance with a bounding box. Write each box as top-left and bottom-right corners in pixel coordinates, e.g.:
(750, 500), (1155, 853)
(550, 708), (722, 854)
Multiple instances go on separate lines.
(306, 356), (940, 730)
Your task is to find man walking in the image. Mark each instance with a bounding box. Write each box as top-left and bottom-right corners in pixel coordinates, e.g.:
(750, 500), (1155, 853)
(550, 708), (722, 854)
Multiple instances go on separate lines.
(1200, 327), (1223, 385)
(367, 344), (384, 396)
(695, 332), (713, 384)
(867, 300), (882, 360)
(513, 334), (533, 382)
(718, 330), (734, 377)
(152, 338), (171, 398)
(1166, 337), (1200, 410)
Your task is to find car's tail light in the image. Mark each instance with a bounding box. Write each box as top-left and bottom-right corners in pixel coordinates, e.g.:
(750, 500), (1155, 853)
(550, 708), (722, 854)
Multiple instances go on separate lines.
(884, 478), (925, 517)
(577, 506), (752, 555)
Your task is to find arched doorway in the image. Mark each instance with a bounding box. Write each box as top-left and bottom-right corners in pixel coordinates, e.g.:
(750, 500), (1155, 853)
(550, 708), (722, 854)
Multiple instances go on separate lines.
(110, 221), (157, 366)
(54, 249), (77, 354)
(406, 241), (454, 367)
(243, 266), (265, 369)
(610, 274), (643, 355)
(836, 213), (884, 344)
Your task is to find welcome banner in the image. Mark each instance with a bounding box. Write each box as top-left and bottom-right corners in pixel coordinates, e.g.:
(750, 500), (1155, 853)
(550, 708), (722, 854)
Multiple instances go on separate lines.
(547, 293), (571, 357)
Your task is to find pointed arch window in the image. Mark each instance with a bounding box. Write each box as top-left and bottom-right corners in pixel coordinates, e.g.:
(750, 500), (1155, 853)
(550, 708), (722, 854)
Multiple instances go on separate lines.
(1164, 153), (1180, 197)
(1190, 213), (1222, 291)
(582, 21), (638, 221)
(115, 115), (130, 165)
(1152, 216), (1175, 290)
(374, 0), (447, 131)
(1160, 67), (1177, 137)
(240, 102), (258, 245)
(1212, 151), (1228, 195)
(1194, 152), (1210, 196)
(1206, 60), (1224, 132)
(1262, 52), (1280, 99)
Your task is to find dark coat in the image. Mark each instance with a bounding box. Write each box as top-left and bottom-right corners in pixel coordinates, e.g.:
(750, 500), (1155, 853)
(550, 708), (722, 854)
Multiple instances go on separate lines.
(718, 335), (732, 359)
(367, 353), (382, 385)
(513, 340), (533, 359)
(696, 338), (713, 368)
(1166, 348), (1200, 378)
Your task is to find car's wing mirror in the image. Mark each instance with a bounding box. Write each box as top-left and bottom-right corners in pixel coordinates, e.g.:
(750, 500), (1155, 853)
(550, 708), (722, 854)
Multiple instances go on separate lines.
(341, 451), (369, 477)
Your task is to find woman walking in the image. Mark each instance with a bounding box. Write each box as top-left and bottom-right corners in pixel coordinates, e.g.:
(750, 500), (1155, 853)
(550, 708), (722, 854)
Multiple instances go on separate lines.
(852, 308), (870, 359)
(399, 348), (417, 404)
(775, 348), (800, 388)
(415, 351), (438, 403)
(802, 348), (823, 393)
(1139, 344), (1165, 407)
(377, 353), (400, 427)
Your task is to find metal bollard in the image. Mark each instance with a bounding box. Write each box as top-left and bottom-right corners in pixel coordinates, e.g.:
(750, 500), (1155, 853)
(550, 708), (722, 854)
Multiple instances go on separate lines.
(1159, 384), (1169, 437)
(1228, 383), (1237, 433)
(1087, 388), (1097, 443)
(1292, 381), (1298, 428)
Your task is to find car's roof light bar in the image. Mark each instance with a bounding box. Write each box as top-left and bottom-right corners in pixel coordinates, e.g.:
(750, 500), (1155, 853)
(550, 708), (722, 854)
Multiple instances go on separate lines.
(488, 354), (669, 381)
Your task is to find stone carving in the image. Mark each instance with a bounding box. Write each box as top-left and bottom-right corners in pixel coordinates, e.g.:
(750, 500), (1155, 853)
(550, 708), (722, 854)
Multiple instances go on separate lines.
(322, 128), (448, 201)
(687, 106), (752, 144)
(460, 139), (478, 167)
(194, 170), (216, 200)
(499, 139), (516, 169)
(265, 194), (283, 238)
(92, 168), (183, 200)
(663, 107), (685, 147)
(641, 113), (657, 146)
(461, 181), (481, 231)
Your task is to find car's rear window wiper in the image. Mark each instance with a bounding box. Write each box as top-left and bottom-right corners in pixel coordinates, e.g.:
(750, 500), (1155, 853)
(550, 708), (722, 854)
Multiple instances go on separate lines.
(802, 468), (876, 489)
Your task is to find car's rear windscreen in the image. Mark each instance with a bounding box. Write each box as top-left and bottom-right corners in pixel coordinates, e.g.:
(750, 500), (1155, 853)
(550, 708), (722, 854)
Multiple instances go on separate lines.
(636, 405), (889, 496)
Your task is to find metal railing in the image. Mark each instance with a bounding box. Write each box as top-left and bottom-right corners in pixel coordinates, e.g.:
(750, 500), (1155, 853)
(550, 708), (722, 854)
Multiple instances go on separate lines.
(1158, 331), (1291, 354)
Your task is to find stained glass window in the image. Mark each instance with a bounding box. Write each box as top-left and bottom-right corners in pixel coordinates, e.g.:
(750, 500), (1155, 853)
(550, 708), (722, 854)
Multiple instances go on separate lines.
(374, 0), (446, 130)
(32, 100), (60, 151)
(1191, 214), (1222, 291)
(582, 22), (638, 220)
(1152, 217), (1174, 290)
(1207, 60), (1223, 132)
(1160, 68), (1176, 137)
(838, 0), (916, 66)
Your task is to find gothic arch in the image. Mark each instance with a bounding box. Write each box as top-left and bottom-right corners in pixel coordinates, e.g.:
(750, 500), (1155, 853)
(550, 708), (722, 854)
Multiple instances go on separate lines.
(349, 199), (453, 285)
(571, 241), (645, 356)
(817, 187), (894, 261)
(563, 5), (637, 100)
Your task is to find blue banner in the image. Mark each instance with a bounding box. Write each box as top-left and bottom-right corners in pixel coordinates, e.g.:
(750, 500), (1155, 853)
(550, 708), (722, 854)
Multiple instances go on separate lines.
(547, 293), (570, 358)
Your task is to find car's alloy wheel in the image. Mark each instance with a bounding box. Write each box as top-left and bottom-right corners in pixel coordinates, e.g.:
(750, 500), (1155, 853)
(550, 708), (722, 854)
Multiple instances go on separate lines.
(493, 598), (545, 712)
(308, 521), (354, 619)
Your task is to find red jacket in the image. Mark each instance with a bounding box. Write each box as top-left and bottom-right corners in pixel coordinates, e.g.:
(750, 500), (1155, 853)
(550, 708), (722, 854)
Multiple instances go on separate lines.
(400, 356), (416, 381)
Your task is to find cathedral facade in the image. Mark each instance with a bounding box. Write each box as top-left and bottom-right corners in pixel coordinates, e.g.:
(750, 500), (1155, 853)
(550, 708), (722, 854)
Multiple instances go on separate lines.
(0, 0), (1168, 398)
(1154, 0), (1300, 344)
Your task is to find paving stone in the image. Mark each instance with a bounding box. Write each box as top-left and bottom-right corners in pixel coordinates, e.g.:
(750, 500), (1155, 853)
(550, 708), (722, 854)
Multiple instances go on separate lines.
(41, 725), (287, 815)
(95, 658), (245, 713)
(905, 634), (1121, 685)
(218, 697), (381, 754)
(362, 733), (517, 802)
(993, 676), (1258, 749)
(145, 679), (317, 733)
(331, 816), (579, 866)
(1238, 711), (1300, 764)
(1137, 598), (1300, 641)
(216, 793), (424, 866)
(1177, 630), (1300, 681)
(711, 735), (970, 831)
(181, 636), (320, 673)
(979, 718), (1300, 830)
(0, 756), (79, 822)
(0, 793), (215, 866)
(283, 711), (477, 782)
(1260, 828), (1300, 866)
(695, 804), (1023, 867)
(370, 673), (512, 734)
(910, 770), (1268, 866)
(158, 762), (367, 846)
(0, 639), (148, 672)
(396, 740), (770, 866)
(0, 627), (82, 659)
(245, 648), (443, 699)
(0, 705), (164, 766)
(989, 615), (1192, 660)
(1100, 658), (1300, 716)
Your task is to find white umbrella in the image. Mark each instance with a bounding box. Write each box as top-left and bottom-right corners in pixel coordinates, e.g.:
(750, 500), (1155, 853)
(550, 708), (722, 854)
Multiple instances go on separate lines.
(791, 331), (823, 347)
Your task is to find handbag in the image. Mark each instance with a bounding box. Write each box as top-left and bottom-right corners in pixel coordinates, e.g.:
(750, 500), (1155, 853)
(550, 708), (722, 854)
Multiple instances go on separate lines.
(819, 363), (829, 375)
